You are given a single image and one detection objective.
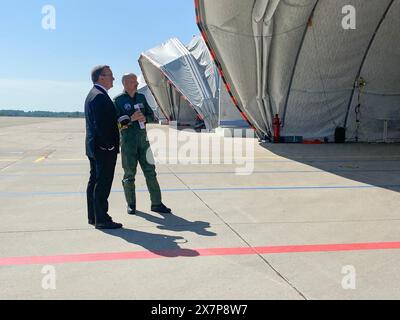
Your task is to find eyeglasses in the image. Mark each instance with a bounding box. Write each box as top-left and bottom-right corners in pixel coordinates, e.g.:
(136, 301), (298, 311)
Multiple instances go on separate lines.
(101, 73), (114, 78)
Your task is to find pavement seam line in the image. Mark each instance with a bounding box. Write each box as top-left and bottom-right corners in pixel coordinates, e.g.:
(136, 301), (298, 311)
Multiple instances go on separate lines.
(166, 165), (308, 300)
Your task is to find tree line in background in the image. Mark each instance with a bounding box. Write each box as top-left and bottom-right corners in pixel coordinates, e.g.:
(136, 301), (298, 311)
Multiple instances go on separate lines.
(0, 110), (84, 118)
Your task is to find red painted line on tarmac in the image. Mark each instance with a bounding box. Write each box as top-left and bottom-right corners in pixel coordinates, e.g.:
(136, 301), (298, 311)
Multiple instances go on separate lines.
(1, 241), (400, 267)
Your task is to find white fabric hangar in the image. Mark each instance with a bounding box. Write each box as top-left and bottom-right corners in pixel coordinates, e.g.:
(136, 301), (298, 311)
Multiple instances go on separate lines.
(139, 38), (218, 130)
(187, 35), (250, 130)
(196, 0), (400, 142)
(139, 41), (198, 126)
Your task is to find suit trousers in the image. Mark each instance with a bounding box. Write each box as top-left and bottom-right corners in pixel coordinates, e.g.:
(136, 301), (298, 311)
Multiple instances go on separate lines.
(87, 150), (117, 224)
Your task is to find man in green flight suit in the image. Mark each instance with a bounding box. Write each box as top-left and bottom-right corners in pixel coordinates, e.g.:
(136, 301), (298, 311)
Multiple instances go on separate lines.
(114, 73), (171, 215)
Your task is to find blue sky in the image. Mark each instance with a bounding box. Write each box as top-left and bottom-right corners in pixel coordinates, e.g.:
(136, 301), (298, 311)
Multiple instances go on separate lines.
(0, 0), (199, 111)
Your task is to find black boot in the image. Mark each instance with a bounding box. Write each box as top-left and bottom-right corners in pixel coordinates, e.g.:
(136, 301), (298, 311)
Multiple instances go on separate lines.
(95, 220), (123, 230)
(151, 203), (172, 214)
(127, 204), (136, 215)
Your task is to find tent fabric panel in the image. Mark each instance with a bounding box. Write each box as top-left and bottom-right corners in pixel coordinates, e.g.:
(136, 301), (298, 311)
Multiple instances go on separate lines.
(346, 113), (400, 143)
(187, 35), (220, 100)
(164, 39), (218, 129)
(188, 35), (249, 129)
(139, 54), (199, 125)
(175, 94), (199, 125)
(197, 0), (400, 142)
(218, 80), (250, 128)
(198, 0), (269, 137)
(138, 74), (166, 121)
(252, 0), (318, 123)
(283, 90), (349, 140)
(353, 0), (400, 95)
(141, 38), (218, 130)
(137, 85), (166, 121)
(284, 0), (393, 139)
(139, 56), (175, 120)
(344, 0), (400, 140)
(186, 36), (220, 129)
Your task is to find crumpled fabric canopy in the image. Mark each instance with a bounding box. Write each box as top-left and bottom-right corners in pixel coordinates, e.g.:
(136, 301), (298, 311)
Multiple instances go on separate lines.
(187, 35), (250, 129)
(139, 38), (218, 129)
(187, 35), (220, 104)
(196, 0), (400, 142)
(139, 43), (198, 125)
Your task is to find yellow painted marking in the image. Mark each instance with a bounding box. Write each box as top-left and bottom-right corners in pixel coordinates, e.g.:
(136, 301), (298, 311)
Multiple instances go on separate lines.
(34, 157), (46, 163)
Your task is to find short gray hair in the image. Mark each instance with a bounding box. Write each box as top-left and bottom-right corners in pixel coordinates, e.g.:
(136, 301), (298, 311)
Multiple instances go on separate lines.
(122, 73), (137, 85)
(91, 65), (110, 84)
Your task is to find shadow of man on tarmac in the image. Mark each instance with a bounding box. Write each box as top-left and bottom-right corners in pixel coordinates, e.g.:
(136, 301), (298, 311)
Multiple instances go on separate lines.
(100, 228), (200, 258)
(134, 210), (217, 237)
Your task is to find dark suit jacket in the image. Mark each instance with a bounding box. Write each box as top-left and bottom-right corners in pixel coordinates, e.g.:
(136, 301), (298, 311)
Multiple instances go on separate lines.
(85, 85), (120, 158)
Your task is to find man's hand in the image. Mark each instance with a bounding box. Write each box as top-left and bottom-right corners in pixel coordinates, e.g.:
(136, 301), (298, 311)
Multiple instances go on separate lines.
(131, 111), (146, 123)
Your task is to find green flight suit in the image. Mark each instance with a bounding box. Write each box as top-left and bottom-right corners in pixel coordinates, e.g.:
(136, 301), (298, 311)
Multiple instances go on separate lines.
(114, 92), (162, 207)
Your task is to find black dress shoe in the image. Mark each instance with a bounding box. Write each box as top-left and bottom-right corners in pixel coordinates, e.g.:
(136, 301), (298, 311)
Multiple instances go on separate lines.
(95, 221), (123, 230)
(127, 204), (136, 215)
(151, 203), (172, 214)
(89, 220), (95, 226)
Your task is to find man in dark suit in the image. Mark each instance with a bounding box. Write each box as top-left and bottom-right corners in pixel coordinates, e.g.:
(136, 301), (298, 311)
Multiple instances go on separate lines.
(85, 65), (122, 229)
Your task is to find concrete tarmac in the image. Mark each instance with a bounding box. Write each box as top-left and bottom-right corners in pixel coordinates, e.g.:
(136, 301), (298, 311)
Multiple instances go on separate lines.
(1, 117), (400, 300)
